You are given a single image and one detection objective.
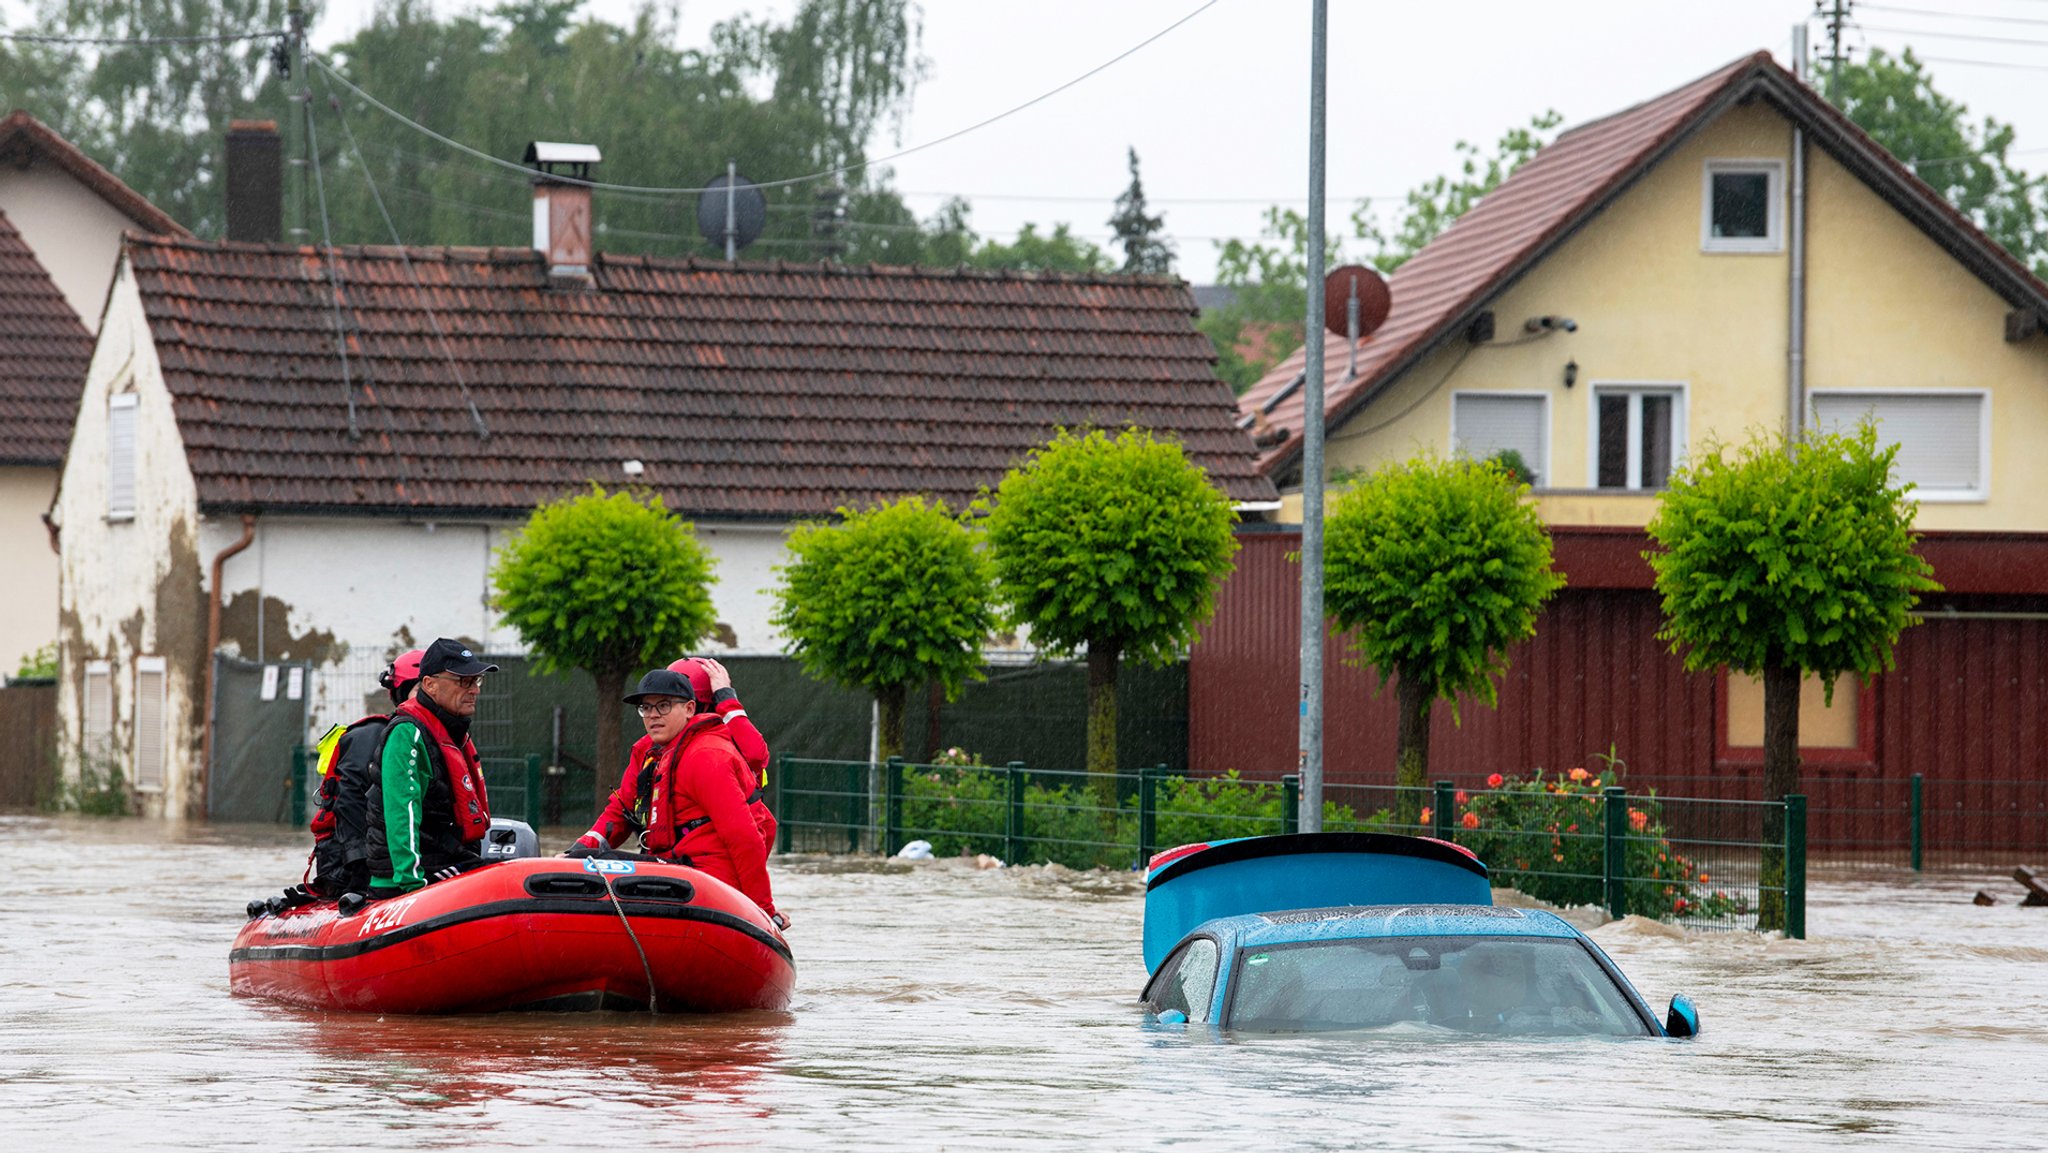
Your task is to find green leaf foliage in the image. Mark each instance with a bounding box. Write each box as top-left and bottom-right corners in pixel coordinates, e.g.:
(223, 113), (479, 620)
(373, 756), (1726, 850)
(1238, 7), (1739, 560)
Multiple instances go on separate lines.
(1323, 452), (1563, 712)
(771, 495), (995, 700)
(980, 428), (1240, 665)
(1644, 423), (1940, 690)
(490, 485), (717, 679)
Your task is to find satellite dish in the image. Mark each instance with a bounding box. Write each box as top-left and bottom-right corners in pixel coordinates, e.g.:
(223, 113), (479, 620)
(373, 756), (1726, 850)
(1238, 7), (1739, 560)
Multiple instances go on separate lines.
(1323, 264), (1391, 338)
(697, 169), (767, 257)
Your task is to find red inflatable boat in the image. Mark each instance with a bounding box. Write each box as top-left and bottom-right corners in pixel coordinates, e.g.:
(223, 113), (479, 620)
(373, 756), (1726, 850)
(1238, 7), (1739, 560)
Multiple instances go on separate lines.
(229, 857), (794, 1014)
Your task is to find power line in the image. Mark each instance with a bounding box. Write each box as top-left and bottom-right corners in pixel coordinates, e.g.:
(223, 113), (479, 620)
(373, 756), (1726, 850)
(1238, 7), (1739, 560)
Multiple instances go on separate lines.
(308, 0), (1220, 200)
(1908, 50), (2048, 72)
(1858, 3), (2048, 29)
(1858, 22), (2048, 48)
(894, 190), (1405, 205)
(0, 28), (283, 46)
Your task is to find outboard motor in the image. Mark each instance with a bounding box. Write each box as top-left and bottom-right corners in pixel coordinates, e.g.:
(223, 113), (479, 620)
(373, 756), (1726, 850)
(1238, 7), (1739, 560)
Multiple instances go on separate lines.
(482, 818), (540, 860)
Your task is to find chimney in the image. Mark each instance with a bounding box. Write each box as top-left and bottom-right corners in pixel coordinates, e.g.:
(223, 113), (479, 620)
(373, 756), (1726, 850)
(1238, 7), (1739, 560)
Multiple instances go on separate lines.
(523, 141), (601, 282)
(225, 120), (281, 243)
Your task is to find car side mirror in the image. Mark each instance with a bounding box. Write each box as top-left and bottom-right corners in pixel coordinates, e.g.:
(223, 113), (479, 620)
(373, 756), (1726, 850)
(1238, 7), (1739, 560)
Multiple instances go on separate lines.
(1665, 994), (1700, 1038)
(1154, 1009), (1188, 1026)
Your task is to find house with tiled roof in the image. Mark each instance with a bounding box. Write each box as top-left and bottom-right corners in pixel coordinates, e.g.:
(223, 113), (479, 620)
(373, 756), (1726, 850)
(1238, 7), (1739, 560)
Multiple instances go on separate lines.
(52, 182), (1275, 816)
(0, 111), (185, 677)
(1195, 52), (2048, 852)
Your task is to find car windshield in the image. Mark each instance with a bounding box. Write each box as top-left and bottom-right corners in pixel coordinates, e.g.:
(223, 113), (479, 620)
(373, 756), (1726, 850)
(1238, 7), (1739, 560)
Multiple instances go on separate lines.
(1225, 934), (1649, 1036)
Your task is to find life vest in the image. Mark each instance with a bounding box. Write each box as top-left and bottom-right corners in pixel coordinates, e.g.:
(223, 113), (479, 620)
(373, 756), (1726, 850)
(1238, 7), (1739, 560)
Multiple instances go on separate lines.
(389, 697), (492, 842)
(308, 713), (388, 844)
(632, 715), (766, 855)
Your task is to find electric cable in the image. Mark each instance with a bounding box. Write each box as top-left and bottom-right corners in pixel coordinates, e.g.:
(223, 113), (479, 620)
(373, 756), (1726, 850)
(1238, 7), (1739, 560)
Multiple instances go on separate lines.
(1858, 3), (2048, 29)
(1858, 23), (2048, 49)
(301, 91), (361, 442)
(0, 29), (283, 46)
(319, 66), (491, 441)
(307, 0), (1220, 198)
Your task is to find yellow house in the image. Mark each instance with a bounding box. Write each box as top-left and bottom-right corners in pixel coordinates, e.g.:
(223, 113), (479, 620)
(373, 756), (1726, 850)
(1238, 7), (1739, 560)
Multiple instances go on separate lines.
(1200, 53), (2048, 852)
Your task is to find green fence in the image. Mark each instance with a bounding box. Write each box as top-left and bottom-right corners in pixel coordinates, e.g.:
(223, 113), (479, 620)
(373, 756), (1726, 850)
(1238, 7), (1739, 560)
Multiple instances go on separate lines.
(775, 758), (1809, 937)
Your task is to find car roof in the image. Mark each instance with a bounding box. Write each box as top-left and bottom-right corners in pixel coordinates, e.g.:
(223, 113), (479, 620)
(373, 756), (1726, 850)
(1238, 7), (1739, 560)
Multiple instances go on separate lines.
(1192, 904), (1587, 950)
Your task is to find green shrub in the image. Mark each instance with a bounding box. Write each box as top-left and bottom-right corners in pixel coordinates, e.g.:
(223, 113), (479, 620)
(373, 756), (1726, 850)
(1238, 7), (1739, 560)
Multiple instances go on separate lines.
(1447, 767), (1749, 921)
(51, 752), (130, 816)
(12, 641), (56, 681)
(1154, 770), (1389, 849)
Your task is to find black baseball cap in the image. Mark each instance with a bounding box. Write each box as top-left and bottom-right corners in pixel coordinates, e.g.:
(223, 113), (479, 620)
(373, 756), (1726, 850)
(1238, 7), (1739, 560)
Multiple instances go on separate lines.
(623, 669), (693, 705)
(420, 638), (499, 678)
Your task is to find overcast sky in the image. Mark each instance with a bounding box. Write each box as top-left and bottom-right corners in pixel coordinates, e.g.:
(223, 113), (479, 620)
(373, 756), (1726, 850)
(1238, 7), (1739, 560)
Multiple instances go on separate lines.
(307, 0), (2048, 283)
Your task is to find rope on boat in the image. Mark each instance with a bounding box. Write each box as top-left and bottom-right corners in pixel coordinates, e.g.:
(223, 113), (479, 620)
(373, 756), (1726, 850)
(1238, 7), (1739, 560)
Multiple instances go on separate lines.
(599, 871), (660, 1015)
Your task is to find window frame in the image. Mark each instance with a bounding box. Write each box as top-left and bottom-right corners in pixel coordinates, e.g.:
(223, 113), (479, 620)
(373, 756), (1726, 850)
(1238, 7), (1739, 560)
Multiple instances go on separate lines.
(1700, 159), (1785, 254)
(1807, 388), (1991, 503)
(1142, 935), (1222, 1023)
(1586, 381), (1688, 492)
(1715, 669), (1878, 771)
(107, 391), (139, 522)
(1449, 390), (1551, 488)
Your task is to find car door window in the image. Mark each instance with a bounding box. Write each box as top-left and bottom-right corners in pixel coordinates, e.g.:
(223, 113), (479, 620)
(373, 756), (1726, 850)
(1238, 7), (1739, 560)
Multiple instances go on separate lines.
(1146, 938), (1220, 1022)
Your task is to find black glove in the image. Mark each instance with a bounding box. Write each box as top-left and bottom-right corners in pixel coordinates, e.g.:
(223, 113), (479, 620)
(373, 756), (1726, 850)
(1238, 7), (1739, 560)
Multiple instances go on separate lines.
(562, 843), (600, 859)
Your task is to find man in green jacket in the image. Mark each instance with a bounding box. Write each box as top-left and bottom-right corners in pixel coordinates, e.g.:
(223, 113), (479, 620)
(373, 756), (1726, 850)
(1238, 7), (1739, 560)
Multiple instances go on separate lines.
(366, 638), (498, 896)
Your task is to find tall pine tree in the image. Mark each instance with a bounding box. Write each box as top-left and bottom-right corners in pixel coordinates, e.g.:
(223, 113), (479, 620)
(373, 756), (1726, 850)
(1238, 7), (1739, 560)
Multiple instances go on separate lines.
(1107, 146), (1173, 275)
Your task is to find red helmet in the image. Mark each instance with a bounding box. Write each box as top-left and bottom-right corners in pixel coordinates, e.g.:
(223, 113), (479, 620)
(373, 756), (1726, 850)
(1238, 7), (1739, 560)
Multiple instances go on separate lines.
(379, 649), (427, 704)
(666, 657), (715, 708)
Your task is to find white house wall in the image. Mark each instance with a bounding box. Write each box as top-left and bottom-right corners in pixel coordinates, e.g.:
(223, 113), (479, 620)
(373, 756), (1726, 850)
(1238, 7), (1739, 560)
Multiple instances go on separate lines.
(53, 256), (206, 819)
(0, 161), (139, 332)
(0, 466), (58, 674)
(210, 515), (796, 745)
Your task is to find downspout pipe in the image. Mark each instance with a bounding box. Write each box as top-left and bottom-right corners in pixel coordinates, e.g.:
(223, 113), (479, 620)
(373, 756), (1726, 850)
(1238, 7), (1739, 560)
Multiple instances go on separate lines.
(1789, 29), (1809, 446)
(201, 514), (257, 808)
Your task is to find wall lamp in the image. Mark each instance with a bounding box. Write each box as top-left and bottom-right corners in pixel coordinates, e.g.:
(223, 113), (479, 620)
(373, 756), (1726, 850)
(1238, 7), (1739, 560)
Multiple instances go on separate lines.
(1524, 315), (1579, 333)
(1563, 359), (1579, 388)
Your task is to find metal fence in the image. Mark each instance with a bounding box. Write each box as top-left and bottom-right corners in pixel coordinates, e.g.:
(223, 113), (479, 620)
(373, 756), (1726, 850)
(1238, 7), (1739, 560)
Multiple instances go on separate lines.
(775, 758), (1810, 937)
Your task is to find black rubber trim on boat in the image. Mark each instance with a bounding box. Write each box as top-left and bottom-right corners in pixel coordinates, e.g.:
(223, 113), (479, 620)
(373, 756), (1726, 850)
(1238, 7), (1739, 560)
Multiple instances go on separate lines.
(227, 895), (793, 966)
(1145, 831), (1490, 891)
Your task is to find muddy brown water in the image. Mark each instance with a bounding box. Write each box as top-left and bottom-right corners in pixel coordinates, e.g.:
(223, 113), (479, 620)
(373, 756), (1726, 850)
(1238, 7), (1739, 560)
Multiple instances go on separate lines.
(2, 815), (2044, 1150)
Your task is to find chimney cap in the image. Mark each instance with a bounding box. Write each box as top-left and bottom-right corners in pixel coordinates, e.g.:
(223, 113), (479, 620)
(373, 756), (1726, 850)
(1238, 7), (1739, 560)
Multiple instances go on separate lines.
(524, 140), (601, 179)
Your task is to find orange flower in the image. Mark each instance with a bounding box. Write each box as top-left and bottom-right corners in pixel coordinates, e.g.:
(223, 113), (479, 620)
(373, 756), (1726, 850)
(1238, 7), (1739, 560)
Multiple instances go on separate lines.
(1455, 790), (1470, 805)
(1419, 807), (1432, 824)
(1568, 767), (1589, 782)
(1588, 777), (1602, 789)
(1486, 772), (1505, 788)
(1698, 872), (1710, 883)
(1461, 811), (1481, 829)
(1629, 809), (1649, 831)
(1566, 823), (1579, 834)
(1673, 897), (1690, 913)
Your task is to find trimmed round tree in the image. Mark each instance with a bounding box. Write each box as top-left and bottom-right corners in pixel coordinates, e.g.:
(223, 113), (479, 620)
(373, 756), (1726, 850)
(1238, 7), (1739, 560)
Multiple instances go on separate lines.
(1324, 453), (1563, 820)
(981, 428), (1239, 802)
(491, 485), (718, 780)
(771, 496), (995, 761)
(1646, 423), (1937, 927)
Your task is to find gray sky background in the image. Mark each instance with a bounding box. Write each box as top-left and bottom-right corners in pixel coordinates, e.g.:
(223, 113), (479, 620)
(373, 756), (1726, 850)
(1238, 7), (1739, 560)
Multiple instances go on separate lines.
(297, 0), (2048, 282)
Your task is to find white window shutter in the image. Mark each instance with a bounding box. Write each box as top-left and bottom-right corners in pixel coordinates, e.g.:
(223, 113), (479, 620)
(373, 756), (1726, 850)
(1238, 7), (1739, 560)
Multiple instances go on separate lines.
(135, 657), (167, 790)
(1453, 395), (1546, 483)
(1812, 393), (1983, 493)
(84, 660), (113, 761)
(108, 393), (138, 520)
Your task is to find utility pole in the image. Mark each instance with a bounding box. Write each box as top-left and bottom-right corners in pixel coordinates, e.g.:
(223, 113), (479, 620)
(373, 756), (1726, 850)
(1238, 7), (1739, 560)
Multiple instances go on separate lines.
(1297, 0), (1329, 834)
(1815, 0), (1851, 103)
(285, 0), (308, 245)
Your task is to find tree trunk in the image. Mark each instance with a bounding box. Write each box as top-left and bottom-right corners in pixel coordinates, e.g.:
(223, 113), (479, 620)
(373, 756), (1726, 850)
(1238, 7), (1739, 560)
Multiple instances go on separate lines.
(876, 682), (907, 763)
(1395, 666), (1433, 827)
(593, 666), (629, 786)
(1758, 661), (1802, 932)
(1086, 642), (1122, 813)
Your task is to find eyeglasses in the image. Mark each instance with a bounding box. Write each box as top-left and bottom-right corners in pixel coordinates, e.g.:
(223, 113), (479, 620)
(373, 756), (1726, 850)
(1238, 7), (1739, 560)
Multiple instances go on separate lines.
(433, 673), (484, 689)
(636, 699), (685, 717)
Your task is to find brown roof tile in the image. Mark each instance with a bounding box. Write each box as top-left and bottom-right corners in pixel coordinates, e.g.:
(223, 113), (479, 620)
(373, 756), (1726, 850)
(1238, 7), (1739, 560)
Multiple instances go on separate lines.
(1240, 51), (2048, 480)
(125, 237), (1276, 516)
(0, 110), (188, 237)
(0, 208), (93, 466)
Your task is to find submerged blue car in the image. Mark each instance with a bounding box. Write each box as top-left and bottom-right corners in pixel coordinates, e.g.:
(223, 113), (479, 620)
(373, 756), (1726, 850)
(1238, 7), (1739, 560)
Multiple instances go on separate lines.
(1140, 833), (1699, 1038)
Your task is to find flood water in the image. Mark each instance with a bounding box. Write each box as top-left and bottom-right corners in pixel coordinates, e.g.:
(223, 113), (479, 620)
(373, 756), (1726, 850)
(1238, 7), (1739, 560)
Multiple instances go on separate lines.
(3, 815), (2045, 1151)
